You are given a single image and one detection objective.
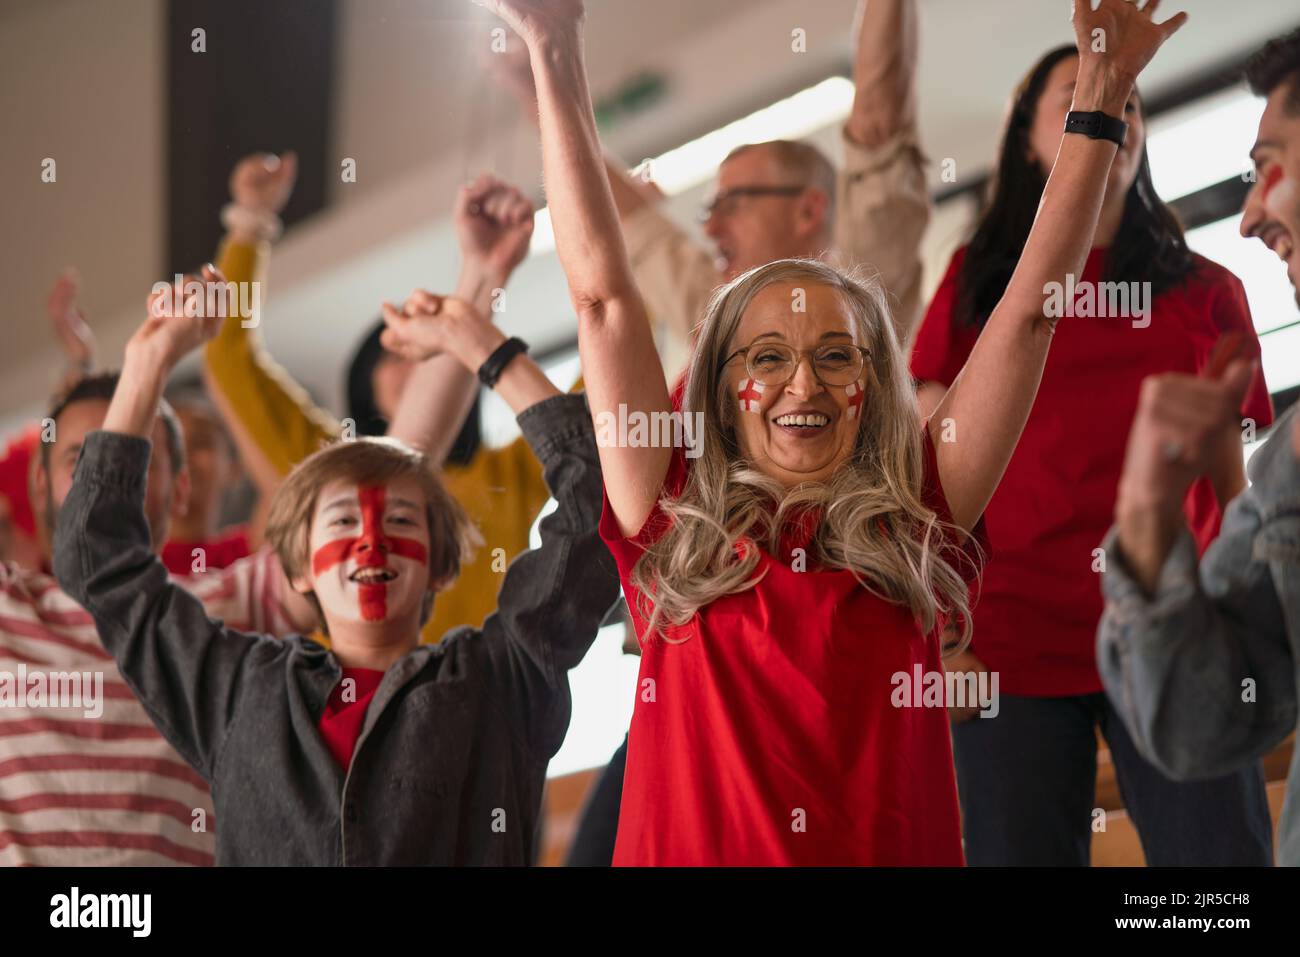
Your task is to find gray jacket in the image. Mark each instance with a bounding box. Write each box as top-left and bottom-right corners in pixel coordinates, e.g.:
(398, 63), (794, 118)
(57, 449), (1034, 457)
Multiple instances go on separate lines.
(53, 394), (619, 865)
(1097, 402), (1299, 864)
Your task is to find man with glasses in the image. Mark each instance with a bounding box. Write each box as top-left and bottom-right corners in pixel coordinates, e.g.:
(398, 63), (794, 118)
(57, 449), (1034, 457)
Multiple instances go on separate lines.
(487, 0), (928, 373)
(631, 0), (928, 366)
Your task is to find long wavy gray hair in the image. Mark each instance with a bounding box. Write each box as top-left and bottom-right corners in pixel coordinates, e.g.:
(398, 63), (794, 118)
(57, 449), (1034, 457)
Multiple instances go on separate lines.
(630, 258), (979, 652)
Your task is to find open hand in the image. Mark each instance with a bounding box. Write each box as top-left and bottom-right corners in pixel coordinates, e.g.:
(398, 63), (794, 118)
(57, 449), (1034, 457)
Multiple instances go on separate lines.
(1073, 0), (1187, 84)
(46, 268), (94, 370)
(126, 265), (227, 373)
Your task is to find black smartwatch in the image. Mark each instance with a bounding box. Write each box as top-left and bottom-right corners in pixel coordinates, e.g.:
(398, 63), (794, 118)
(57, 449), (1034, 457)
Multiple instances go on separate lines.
(477, 336), (529, 388)
(1064, 110), (1128, 147)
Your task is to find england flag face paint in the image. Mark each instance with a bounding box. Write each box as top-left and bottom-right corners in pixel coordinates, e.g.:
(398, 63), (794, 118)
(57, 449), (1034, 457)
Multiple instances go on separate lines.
(737, 377), (766, 414)
(845, 381), (864, 420)
(306, 478), (430, 627)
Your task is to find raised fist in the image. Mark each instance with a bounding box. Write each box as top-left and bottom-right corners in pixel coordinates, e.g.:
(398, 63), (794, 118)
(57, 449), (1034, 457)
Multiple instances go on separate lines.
(455, 173), (535, 282)
(229, 151), (298, 215)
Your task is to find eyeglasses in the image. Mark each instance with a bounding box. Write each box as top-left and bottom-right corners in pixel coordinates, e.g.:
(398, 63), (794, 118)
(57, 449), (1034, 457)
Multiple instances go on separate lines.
(720, 341), (872, 387)
(699, 185), (806, 222)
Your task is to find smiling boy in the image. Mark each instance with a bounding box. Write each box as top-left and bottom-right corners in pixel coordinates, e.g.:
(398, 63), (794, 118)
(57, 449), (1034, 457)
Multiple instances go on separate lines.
(53, 275), (618, 865)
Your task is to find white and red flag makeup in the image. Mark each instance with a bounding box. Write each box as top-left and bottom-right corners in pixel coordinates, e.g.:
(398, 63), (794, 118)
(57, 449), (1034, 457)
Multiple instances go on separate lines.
(845, 381), (864, 420)
(311, 484), (429, 622)
(737, 378), (766, 414)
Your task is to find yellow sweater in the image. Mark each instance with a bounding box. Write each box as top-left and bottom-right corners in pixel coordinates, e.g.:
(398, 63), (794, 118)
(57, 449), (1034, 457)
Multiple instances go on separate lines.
(208, 240), (552, 643)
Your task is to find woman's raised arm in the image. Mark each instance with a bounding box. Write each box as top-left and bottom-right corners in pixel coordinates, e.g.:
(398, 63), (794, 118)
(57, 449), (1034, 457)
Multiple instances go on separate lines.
(479, 0), (672, 537)
(930, 0), (1186, 532)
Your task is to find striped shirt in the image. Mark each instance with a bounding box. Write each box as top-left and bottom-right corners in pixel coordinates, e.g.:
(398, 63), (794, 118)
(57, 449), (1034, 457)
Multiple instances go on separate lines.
(0, 549), (294, 866)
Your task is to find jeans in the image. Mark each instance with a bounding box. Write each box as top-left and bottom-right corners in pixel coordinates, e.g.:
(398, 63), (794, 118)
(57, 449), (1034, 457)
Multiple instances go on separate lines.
(951, 691), (1274, 866)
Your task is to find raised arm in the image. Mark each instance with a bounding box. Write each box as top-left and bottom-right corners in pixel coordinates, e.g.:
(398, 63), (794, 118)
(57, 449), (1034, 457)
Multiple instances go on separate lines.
(201, 152), (341, 496)
(54, 271), (280, 778)
(483, 21), (714, 354)
(386, 174), (536, 456)
(839, 0), (931, 342)
(845, 0), (918, 148)
(482, 0), (671, 536)
(929, 0), (1187, 532)
(383, 281), (616, 755)
(480, 27), (666, 222)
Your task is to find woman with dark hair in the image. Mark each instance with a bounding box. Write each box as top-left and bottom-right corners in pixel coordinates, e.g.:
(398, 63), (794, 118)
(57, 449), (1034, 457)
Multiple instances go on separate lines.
(345, 320), (483, 464)
(911, 44), (1276, 866)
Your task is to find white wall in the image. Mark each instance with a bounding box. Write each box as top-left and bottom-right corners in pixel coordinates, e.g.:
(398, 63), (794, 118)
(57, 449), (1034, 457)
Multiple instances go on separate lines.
(0, 0), (165, 432)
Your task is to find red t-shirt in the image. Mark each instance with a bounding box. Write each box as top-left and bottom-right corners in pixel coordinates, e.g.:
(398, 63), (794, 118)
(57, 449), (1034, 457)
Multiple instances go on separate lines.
(601, 428), (982, 866)
(161, 525), (252, 576)
(319, 667), (386, 772)
(910, 247), (1274, 697)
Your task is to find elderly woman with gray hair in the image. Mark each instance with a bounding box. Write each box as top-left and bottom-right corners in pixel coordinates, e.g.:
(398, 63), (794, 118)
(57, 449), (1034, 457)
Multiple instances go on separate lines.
(473, 0), (1186, 865)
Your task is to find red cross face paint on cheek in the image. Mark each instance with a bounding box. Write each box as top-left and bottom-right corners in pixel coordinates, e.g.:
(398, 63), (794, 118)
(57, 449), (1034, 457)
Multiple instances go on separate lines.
(845, 381), (864, 420)
(311, 484), (430, 622)
(738, 378), (766, 413)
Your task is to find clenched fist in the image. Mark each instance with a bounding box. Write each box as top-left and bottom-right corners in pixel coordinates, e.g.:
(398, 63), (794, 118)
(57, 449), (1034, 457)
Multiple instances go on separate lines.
(455, 173), (535, 284)
(229, 151), (298, 215)
(380, 290), (506, 373)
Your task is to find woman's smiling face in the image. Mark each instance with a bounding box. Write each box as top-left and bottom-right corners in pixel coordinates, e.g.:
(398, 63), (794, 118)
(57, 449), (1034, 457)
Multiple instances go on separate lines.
(723, 281), (869, 487)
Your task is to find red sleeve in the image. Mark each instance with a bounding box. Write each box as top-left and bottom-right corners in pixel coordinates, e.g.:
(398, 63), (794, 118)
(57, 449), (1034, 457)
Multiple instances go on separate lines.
(1203, 266), (1275, 428)
(909, 247), (979, 388)
(0, 425), (40, 539)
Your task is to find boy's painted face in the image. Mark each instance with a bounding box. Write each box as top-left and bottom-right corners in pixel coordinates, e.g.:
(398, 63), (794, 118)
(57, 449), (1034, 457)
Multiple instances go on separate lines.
(300, 476), (431, 628)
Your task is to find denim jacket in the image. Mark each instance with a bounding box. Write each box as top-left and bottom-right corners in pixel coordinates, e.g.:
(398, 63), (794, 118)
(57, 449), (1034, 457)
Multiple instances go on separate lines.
(53, 394), (619, 865)
(1097, 402), (1300, 864)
